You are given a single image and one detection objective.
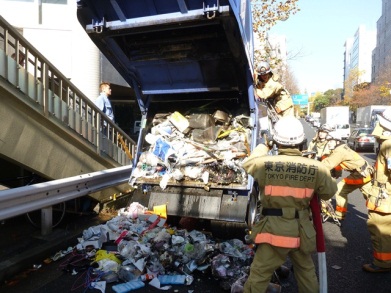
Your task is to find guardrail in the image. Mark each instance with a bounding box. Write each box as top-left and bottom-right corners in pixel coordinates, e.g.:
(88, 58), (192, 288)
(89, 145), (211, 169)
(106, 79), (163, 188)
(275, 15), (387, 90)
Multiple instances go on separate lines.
(0, 15), (136, 165)
(0, 165), (133, 234)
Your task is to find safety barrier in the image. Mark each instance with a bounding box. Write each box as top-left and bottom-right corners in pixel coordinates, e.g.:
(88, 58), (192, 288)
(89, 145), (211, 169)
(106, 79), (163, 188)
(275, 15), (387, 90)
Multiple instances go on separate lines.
(0, 165), (133, 235)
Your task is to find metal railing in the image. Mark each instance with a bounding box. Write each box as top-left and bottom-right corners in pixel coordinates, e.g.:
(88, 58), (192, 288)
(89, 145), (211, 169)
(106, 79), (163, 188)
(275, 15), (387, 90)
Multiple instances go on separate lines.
(0, 15), (136, 165)
(0, 165), (133, 235)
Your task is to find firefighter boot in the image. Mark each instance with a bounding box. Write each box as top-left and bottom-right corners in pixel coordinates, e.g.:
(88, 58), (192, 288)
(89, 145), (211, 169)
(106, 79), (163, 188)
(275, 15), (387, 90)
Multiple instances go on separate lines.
(363, 263), (391, 273)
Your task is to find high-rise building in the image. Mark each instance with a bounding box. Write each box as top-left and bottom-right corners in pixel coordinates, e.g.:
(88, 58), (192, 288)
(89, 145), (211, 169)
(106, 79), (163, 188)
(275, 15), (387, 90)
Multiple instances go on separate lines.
(343, 38), (354, 85)
(343, 25), (376, 87)
(372, 0), (391, 84)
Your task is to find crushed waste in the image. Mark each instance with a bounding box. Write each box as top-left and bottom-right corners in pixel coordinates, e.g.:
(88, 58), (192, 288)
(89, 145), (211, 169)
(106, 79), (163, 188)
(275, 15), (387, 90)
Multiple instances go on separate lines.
(129, 110), (253, 189)
(53, 202), (260, 292)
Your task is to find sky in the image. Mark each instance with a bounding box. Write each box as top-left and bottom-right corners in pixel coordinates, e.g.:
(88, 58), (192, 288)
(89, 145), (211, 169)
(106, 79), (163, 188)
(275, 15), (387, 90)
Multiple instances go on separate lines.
(270, 0), (382, 95)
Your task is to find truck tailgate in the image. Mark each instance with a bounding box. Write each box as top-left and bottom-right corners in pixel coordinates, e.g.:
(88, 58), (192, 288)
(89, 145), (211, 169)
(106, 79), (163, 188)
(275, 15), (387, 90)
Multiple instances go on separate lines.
(76, 0), (254, 95)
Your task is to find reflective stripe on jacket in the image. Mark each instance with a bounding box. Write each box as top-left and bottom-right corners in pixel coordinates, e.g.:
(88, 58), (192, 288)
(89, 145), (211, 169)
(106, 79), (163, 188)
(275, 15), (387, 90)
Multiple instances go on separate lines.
(255, 232), (300, 248)
(265, 185), (314, 199)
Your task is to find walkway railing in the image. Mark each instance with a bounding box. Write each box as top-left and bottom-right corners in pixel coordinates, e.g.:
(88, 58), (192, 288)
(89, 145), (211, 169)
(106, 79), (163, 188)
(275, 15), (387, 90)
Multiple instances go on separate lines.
(0, 16), (136, 165)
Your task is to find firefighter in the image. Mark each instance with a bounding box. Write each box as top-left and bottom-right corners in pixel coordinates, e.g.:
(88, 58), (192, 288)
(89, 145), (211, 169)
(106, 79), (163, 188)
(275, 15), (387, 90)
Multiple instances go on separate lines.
(253, 61), (294, 118)
(362, 109), (391, 273)
(306, 124), (333, 160)
(243, 116), (337, 293)
(321, 134), (374, 220)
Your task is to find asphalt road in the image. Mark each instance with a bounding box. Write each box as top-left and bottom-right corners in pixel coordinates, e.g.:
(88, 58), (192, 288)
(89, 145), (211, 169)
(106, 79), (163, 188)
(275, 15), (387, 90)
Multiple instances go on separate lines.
(1, 119), (389, 293)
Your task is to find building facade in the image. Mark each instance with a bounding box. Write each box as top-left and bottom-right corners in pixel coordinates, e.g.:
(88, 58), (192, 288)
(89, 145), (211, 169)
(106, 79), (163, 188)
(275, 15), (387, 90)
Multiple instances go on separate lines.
(343, 38), (354, 86)
(372, 0), (391, 84)
(0, 0), (128, 101)
(343, 25), (376, 87)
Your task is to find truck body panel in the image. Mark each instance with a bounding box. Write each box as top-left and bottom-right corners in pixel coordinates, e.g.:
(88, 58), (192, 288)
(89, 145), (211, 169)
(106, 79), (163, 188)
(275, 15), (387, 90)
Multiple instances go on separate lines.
(356, 105), (391, 128)
(77, 0), (259, 230)
(320, 106), (350, 139)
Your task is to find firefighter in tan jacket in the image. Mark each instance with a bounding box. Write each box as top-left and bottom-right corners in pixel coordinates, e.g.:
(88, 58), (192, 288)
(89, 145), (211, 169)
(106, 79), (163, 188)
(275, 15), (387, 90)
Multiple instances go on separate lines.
(306, 124), (332, 160)
(253, 61), (294, 118)
(243, 117), (337, 293)
(361, 109), (391, 273)
(321, 135), (373, 220)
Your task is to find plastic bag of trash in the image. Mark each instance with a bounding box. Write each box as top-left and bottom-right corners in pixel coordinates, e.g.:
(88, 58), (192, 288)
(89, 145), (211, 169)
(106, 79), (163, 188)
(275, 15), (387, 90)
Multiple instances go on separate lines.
(230, 273), (248, 293)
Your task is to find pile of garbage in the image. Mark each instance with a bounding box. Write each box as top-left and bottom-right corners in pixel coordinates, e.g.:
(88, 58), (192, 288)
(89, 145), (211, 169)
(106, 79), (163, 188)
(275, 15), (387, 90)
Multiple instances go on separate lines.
(129, 110), (253, 189)
(64, 202), (254, 292)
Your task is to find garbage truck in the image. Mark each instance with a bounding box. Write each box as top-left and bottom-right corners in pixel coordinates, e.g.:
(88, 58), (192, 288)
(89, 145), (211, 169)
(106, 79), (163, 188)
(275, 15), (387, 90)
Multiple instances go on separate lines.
(77, 0), (260, 236)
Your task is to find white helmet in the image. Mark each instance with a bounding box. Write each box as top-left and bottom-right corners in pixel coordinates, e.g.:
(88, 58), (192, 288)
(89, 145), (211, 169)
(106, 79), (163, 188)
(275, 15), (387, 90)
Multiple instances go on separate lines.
(319, 124), (333, 133)
(256, 61), (272, 76)
(273, 116), (305, 146)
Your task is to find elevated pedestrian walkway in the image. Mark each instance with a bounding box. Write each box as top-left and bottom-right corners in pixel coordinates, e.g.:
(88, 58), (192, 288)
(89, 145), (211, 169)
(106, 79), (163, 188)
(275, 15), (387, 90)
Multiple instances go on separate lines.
(0, 16), (136, 203)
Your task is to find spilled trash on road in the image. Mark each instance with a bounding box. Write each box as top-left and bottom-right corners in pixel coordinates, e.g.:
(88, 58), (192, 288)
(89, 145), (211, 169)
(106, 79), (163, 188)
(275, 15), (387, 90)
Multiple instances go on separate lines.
(53, 202), (259, 292)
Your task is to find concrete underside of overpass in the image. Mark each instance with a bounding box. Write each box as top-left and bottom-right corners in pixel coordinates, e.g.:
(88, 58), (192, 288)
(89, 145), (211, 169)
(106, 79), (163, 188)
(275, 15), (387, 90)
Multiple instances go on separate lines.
(0, 77), (132, 204)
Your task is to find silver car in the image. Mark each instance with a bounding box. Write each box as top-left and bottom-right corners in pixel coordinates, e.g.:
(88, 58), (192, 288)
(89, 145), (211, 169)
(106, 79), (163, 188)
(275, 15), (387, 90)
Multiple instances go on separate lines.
(347, 128), (375, 152)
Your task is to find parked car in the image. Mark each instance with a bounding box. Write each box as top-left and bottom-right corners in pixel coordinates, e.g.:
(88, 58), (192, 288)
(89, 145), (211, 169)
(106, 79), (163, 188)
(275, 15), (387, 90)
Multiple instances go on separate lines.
(347, 128), (375, 152)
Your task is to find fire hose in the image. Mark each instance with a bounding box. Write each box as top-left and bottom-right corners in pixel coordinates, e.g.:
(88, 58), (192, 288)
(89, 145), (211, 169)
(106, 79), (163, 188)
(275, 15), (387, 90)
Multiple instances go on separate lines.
(310, 193), (327, 293)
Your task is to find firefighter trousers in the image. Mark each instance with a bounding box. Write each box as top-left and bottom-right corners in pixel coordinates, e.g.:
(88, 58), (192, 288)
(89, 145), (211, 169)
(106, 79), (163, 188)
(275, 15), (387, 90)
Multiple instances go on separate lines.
(367, 210), (391, 268)
(243, 243), (319, 293)
(335, 180), (372, 218)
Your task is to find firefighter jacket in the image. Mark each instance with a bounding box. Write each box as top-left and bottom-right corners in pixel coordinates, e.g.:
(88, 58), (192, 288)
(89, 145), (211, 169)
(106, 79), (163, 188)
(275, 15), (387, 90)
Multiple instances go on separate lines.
(366, 138), (391, 213)
(307, 139), (330, 160)
(321, 144), (373, 185)
(254, 74), (293, 115)
(243, 147), (337, 251)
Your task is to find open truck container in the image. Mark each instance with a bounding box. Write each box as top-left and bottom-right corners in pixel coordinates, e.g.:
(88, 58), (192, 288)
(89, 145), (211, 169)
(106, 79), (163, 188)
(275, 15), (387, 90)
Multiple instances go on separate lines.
(77, 0), (260, 236)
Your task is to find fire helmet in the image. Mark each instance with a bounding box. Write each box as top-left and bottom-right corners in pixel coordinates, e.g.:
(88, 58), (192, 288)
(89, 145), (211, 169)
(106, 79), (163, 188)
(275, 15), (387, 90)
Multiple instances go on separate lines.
(319, 124), (333, 133)
(272, 116), (305, 146)
(256, 61), (272, 76)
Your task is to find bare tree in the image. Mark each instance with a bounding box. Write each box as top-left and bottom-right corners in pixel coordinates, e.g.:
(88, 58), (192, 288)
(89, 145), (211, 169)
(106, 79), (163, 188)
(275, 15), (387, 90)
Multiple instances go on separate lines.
(281, 63), (300, 94)
(251, 0), (300, 69)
